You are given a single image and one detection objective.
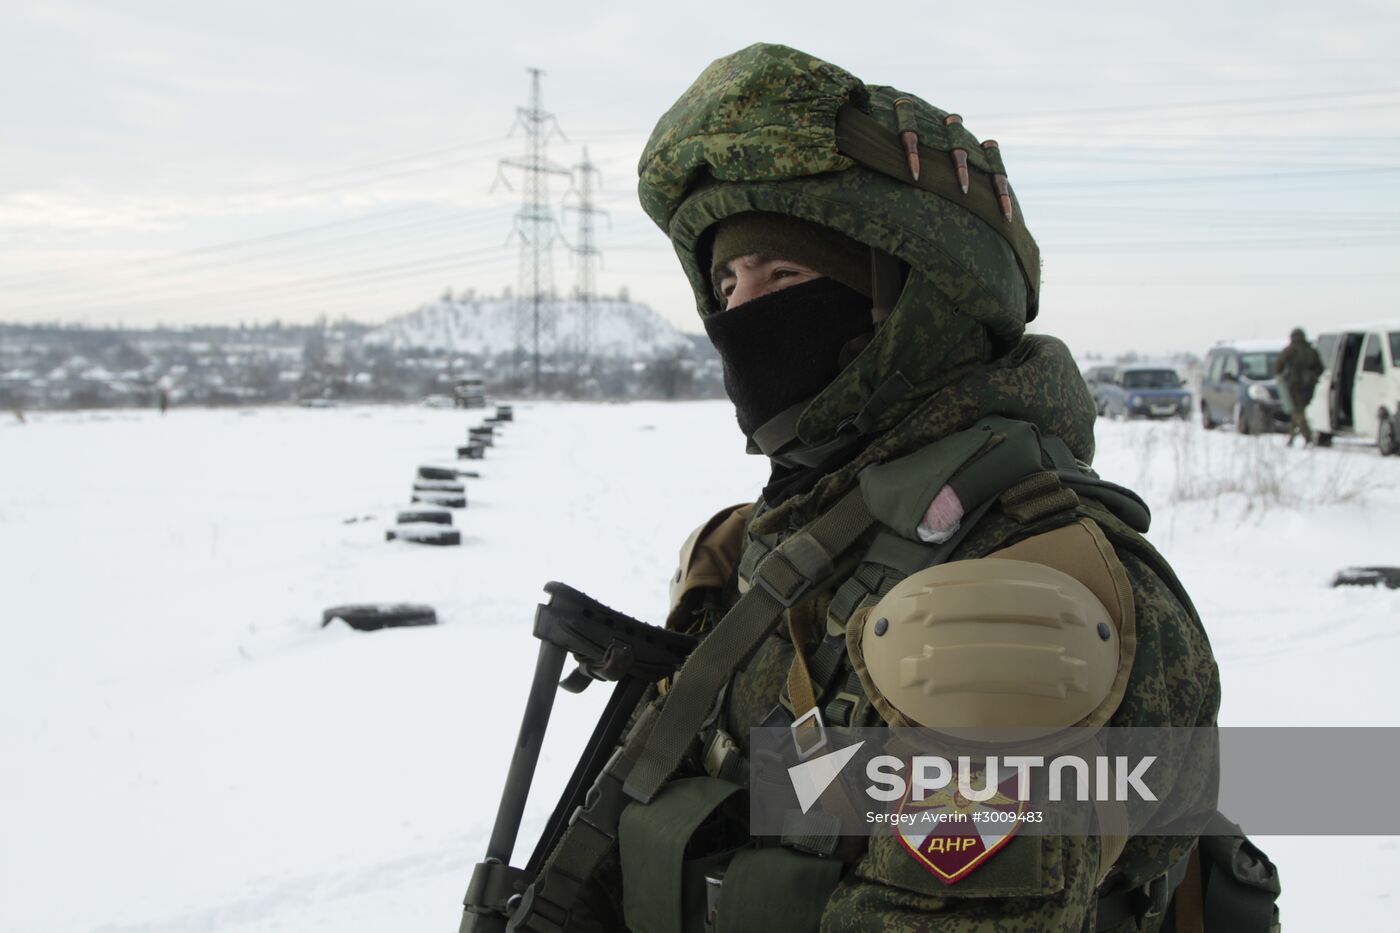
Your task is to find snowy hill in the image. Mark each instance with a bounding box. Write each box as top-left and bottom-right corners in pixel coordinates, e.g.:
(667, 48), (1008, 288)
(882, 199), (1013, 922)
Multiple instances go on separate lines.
(365, 294), (694, 358)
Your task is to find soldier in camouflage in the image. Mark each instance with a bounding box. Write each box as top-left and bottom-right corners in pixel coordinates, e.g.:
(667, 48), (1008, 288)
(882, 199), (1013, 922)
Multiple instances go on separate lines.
(1274, 327), (1325, 446)
(519, 44), (1233, 933)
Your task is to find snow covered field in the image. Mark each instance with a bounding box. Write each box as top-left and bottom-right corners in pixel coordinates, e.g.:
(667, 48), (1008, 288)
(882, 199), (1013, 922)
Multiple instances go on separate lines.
(3, 402), (1397, 931)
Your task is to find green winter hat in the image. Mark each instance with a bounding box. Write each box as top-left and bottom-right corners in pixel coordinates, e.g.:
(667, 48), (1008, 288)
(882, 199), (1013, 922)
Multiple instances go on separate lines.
(709, 212), (872, 300)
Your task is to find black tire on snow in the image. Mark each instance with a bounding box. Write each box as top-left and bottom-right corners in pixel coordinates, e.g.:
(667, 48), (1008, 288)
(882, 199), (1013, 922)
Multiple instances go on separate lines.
(413, 479), (465, 493)
(396, 510), (452, 525)
(1201, 402), (1217, 430)
(412, 493), (467, 508)
(385, 525), (462, 546)
(1315, 432), (1333, 448)
(1331, 566), (1400, 589)
(418, 466), (459, 480)
(321, 603), (438, 630)
(457, 445), (486, 460)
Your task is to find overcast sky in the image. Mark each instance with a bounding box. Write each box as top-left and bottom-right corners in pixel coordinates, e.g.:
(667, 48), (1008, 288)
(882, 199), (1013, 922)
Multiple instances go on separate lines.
(1, 0), (1397, 355)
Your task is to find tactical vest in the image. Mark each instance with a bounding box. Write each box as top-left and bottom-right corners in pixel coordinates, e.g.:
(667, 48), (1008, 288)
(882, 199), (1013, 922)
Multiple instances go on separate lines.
(508, 417), (1280, 933)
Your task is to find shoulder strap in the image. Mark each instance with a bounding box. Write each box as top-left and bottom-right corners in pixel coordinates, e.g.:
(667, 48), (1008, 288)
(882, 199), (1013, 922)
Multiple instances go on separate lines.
(508, 487), (877, 932)
(625, 485), (876, 803)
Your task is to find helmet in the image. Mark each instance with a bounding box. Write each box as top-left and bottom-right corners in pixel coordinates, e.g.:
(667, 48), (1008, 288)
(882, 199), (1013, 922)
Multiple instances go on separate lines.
(638, 43), (1041, 452)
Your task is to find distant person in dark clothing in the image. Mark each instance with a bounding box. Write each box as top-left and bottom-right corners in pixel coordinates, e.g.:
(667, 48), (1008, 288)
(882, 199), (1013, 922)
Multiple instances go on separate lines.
(1274, 327), (1324, 446)
(158, 388), (170, 415)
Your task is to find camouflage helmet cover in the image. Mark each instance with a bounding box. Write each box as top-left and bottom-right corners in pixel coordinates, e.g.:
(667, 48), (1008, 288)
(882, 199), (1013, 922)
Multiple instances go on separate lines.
(638, 43), (1042, 446)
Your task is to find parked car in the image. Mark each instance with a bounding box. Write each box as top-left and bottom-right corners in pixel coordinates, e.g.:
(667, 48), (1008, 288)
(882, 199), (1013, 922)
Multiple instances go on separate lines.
(1303, 321), (1400, 455)
(1083, 365), (1118, 415)
(1199, 340), (1287, 434)
(1098, 365), (1191, 420)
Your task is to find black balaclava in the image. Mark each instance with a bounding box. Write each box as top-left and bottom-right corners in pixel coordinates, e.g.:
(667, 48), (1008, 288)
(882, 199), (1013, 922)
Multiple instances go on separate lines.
(702, 276), (873, 439)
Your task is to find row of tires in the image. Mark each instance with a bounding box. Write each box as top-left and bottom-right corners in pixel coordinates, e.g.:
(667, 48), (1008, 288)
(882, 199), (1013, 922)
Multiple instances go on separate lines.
(387, 407), (512, 547)
(324, 406), (517, 630)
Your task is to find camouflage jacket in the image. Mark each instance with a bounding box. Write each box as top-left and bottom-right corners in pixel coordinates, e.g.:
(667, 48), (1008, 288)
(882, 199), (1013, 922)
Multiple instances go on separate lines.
(1274, 339), (1324, 397)
(659, 338), (1220, 933)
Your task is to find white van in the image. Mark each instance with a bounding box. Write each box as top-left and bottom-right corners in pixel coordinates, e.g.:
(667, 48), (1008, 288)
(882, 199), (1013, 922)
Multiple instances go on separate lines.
(1304, 321), (1400, 454)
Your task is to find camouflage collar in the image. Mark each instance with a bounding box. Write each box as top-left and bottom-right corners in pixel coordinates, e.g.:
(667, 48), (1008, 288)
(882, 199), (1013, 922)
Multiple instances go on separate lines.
(749, 335), (1097, 536)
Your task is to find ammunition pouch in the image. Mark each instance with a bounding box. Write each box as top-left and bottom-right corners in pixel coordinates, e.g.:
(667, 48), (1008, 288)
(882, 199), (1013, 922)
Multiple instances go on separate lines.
(1095, 813), (1281, 933)
(709, 848), (843, 932)
(1193, 813), (1281, 932)
(618, 776), (743, 933)
(618, 775), (844, 933)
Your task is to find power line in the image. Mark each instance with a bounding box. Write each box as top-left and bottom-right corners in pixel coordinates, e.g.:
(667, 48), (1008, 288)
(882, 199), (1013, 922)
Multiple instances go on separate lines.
(0, 209), (516, 304)
(0, 204), (439, 289)
(985, 86), (1400, 121)
(1047, 232), (1400, 252)
(1030, 165), (1400, 190)
(6, 244), (517, 323)
(223, 136), (509, 196)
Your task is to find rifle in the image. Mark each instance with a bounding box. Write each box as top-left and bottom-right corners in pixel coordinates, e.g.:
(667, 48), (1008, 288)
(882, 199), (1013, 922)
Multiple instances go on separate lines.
(459, 582), (696, 933)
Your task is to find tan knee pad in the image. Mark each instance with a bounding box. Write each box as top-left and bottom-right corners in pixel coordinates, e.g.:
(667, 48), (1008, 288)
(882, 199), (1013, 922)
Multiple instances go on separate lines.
(850, 550), (1131, 739)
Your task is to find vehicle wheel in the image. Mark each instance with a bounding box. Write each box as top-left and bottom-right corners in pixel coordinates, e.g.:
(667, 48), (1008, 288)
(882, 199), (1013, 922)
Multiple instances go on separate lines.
(396, 510), (452, 525)
(386, 525), (462, 546)
(1201, 402), (1217, 430)
(1234, 403), (1251, 435)
(322, 603), (437, 631)
(1379, 416), (1399, 456)
(1315, 432), (1333, 448)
